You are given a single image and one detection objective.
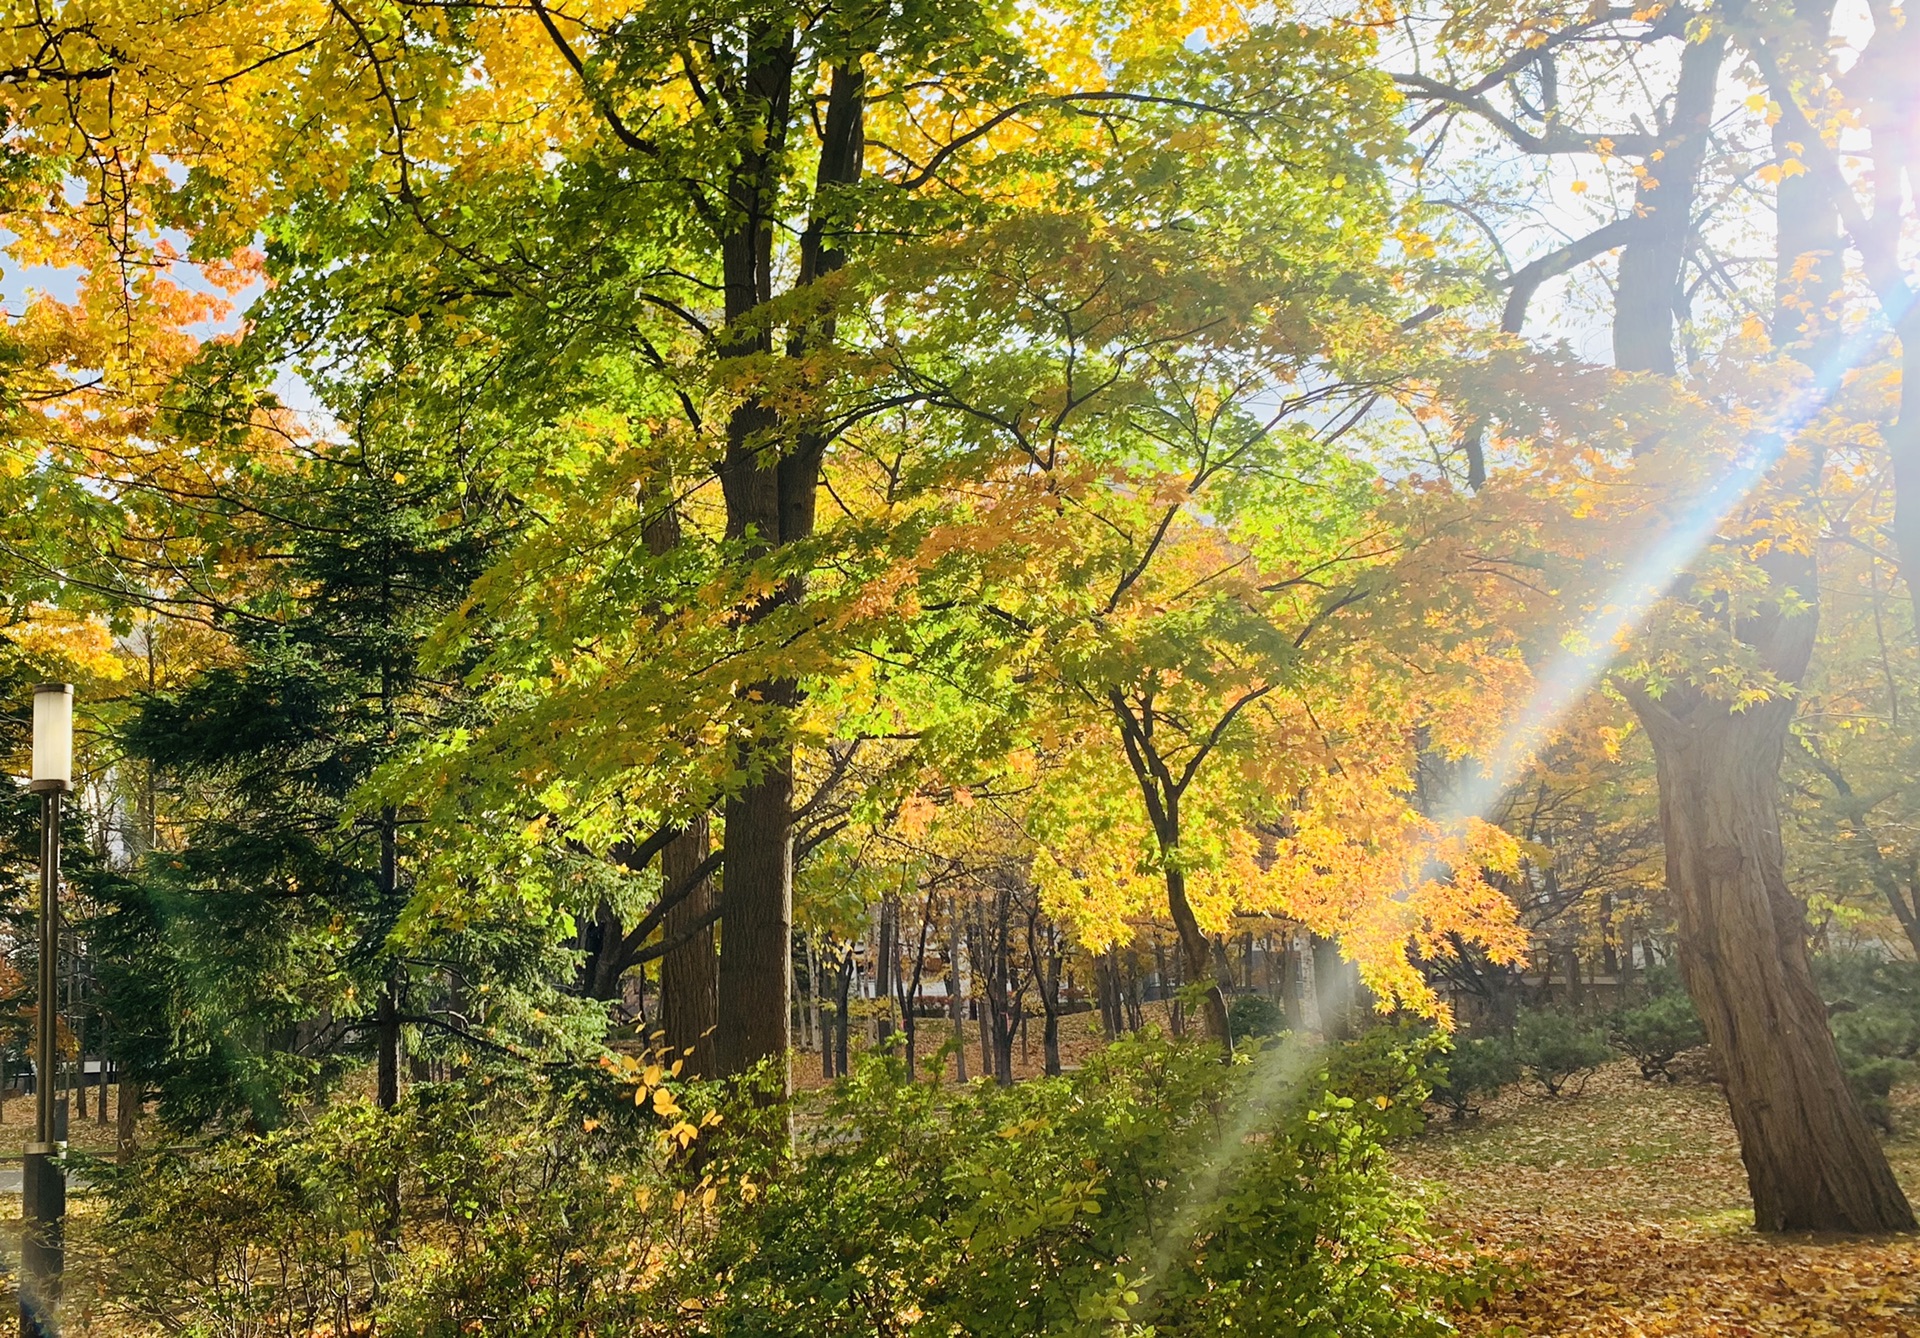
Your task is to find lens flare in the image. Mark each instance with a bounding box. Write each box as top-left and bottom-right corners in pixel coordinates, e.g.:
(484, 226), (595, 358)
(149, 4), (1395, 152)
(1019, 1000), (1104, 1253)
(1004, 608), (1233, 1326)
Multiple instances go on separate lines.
(1450, 309), (1904, 825)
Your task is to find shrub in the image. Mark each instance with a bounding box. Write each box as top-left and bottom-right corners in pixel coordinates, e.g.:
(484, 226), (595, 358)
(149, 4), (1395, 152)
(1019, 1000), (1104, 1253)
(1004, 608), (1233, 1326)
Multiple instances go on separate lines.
(1815, 954), (1920, 1131)
(83, 1053), (726, 1338)
(1513, 1008), (1611, 1095)
(1315, 1020), (1447, 1139)
(1429, 1036), (1520, 1120)
(1228, 991), (1287, 1042)
(1608, 990), (1706, 1082)
(692, 1032), (1489, 1338)
(88, 1036), (1495, 1338)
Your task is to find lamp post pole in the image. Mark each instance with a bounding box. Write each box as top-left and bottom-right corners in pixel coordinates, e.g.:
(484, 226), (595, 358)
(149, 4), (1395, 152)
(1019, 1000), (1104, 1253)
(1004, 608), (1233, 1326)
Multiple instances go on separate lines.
(23, 684), (71, 1338)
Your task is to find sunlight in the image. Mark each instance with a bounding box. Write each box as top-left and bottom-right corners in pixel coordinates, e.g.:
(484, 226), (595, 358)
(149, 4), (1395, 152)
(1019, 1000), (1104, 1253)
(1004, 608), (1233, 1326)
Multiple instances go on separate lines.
(1447, 305), (1910, 830)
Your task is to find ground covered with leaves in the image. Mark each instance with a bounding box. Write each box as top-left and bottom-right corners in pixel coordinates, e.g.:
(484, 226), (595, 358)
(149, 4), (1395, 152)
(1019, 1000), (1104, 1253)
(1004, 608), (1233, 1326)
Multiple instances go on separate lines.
(1398, 1059), (1920, 1335)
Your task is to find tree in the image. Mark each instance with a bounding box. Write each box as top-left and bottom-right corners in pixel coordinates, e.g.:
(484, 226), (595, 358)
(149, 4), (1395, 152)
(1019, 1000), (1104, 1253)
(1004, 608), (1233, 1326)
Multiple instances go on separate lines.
(112, 406), (592, 1127)
(1402, 0), (1914, 1230)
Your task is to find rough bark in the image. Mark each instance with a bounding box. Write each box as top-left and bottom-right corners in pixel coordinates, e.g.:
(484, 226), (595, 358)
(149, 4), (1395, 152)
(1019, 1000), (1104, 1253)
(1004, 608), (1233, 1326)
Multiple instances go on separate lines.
(713, 47), (866, 1089)
(833, 949), (853, 1079)
(660, 814), (719, 1076)
(1027, 905), (1064, 1077)
(1609, 7), (1910, 1227)
(1095, 948), (1120, 1041)
(1631, 685), (1914, 1230)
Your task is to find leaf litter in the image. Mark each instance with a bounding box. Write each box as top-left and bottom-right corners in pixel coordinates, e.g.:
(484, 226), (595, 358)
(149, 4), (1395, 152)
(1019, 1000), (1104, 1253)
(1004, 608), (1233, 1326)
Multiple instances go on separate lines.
(1396, 1059), (1920, 1335)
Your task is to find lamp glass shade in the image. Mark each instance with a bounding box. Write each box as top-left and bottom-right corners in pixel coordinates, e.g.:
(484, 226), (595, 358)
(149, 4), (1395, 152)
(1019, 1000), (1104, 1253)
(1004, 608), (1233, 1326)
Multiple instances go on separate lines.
(31, 684), (72, 790)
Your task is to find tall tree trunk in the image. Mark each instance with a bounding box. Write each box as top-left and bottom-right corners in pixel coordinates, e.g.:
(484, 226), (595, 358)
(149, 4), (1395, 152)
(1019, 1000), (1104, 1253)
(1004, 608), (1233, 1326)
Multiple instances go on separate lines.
(1631, 686), (1914, 1230)
(642, 480), (722, 1075)
(1095, 947), (1119, 1041)
(874, 898), (896, 1044)
(1612, 32), (1726, 373)
(660, 814), (719, 1076)
(1124, 953), (1144, 1033)
(713, 44), (866, 1091)
(1611, 9), (1911, 1230)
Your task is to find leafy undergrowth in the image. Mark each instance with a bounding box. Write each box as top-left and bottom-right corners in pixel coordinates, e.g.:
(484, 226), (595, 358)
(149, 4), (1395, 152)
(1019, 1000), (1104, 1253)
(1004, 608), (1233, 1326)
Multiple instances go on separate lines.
(1396, 1058), (1920, 1335)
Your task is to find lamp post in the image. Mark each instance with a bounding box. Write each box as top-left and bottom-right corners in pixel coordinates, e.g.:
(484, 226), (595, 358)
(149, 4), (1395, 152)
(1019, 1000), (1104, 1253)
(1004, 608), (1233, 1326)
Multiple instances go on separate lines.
(23, 684), (70, 1338)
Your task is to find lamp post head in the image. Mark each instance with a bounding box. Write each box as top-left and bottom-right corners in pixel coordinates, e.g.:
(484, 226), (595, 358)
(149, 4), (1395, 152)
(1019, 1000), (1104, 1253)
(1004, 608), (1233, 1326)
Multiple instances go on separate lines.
(29, 684), (72, 795)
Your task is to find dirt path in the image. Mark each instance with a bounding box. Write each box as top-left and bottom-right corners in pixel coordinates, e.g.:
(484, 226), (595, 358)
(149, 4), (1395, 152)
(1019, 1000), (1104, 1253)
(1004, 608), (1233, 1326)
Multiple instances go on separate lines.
(1397, 1061), (1920, 1335)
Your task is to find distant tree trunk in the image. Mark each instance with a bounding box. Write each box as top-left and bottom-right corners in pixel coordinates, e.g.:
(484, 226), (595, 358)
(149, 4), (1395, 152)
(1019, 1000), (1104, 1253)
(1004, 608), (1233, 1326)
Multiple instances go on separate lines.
(116, 1079), (138, 1164)
(377, 804), (402, 1112)
(826, 949), (853, 1078)
(1095, 948), (1120, 1041)
(948, 896), (969, 1082)
(579, 899), (627, 1002)
(660, 815), (719, 1076)
(1123, 952), (1144, 1033)
(1312, 935), (1351, 1043)
(803, 934), (821, 1055)
(1278, 935), (1306, 1030)
(893, 891), (933, 1079)
(1151, 934), (1177, 1036)
(875, 898), (897, 1045)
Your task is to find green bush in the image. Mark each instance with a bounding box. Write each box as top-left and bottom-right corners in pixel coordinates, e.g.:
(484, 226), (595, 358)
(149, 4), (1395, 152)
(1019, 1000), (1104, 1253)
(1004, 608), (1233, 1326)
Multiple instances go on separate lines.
(1429, 1036), (1520, 1120)
(699, 1033), (1490, 1337)
(89, 1036), (1495, 1337)
(84, 1055), (726, 1338)
(1513, 1008), (1611, 1095)
(1228, 991), (1287, 1042)
(1815, 954), (1920, 1131)
(1314, 1020), (1446, 1139)
(1608, 990), (1706, 1082)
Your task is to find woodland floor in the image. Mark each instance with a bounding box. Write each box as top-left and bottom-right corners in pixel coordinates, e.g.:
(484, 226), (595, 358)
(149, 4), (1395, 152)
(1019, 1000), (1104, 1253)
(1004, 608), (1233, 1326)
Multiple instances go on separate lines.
(1399, 1058), (1920, 1336)
(4, 1040), (1919, 1335)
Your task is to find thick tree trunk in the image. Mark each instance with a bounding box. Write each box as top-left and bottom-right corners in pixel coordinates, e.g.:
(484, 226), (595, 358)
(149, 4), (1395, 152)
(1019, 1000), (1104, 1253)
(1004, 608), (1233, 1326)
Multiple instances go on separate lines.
(1601, 3), (1910, 1231)
(1165, 869), (1234, 1044)
(713, 45), (865, 1093)
(660, 815), (719, 1075)
(1632, 687), (1915, 1231)
(1613, 32), (1726, 373)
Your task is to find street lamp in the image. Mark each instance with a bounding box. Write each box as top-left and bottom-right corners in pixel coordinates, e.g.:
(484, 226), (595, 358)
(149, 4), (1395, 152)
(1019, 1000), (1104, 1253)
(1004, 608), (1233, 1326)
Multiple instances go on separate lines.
(23, 684), (69, 1338)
